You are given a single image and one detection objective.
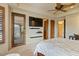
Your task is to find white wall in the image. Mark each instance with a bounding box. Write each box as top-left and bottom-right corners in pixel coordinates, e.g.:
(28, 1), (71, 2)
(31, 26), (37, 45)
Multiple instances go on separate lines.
(66, 13), (79, 38)
(0, 4), (10, 55)
(54, 19), (58, 38)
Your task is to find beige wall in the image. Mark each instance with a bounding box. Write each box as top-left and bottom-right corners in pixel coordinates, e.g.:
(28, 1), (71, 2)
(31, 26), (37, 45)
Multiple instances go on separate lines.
(66, 13), (79, 38)
(0, 4), (10, 55)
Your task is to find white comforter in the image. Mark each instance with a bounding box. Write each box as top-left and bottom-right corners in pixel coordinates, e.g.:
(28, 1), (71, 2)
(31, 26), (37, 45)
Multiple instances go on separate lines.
(34, 38), (79, 56)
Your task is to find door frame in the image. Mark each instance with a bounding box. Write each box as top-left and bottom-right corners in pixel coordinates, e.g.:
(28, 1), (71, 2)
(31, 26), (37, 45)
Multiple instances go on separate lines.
(57, 19), (66, 38)
(11, 12), (26, 48)
(64, 19), (66, 38)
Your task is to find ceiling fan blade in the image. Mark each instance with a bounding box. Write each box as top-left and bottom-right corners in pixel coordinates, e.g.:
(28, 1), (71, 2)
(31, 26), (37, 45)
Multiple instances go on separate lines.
(62, 3), (75, 9)
(61, 9), (67, 12)
(56, 3), (63, 10)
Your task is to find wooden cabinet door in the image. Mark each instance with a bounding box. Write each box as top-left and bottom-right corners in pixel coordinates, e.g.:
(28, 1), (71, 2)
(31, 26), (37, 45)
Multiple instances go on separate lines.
(44, 20), (48, 39)
(50, 20), (55, 38)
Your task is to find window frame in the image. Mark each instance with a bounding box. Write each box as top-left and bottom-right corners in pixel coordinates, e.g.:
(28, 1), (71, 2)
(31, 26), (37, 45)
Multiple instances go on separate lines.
(0, 6), (5, 44)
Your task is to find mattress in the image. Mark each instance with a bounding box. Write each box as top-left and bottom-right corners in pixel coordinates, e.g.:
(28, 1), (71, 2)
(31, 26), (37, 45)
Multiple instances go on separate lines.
(34, 38), (79, 56)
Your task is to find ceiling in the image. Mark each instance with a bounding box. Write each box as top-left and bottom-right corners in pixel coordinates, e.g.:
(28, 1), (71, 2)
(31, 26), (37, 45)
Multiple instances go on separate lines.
(9, 3), (79, 17)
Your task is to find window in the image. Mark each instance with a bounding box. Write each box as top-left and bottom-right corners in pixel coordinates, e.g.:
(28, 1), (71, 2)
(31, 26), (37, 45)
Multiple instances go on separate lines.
(0, 6), (5, 44)
(14, 24), (21, 40)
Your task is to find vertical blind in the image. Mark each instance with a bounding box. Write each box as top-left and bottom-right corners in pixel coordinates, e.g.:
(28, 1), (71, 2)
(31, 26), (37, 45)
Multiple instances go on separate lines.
(0, 6), (5, 43)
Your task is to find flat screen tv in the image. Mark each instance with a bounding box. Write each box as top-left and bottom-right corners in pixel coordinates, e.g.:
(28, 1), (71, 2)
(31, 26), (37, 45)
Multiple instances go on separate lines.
(29, 16), (43, 27)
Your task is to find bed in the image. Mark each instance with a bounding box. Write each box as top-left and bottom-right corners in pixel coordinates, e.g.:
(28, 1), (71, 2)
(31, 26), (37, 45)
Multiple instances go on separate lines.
(34, 38), (79, 56)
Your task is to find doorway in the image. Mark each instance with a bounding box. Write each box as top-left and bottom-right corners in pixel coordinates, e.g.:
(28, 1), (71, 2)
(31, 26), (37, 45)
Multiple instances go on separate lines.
(44, 20), (48, 39)
(50, 20), (55, 38)
(11, 12), (26, 47)
(58, 20), (66, 38)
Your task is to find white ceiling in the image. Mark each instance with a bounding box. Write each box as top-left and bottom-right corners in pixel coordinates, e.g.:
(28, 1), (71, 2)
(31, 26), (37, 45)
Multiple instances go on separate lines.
(9, 3), (79, 17)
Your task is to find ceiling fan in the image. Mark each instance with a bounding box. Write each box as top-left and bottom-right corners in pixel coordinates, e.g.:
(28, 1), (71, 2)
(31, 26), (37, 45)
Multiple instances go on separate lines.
(48, 3), (75, 14)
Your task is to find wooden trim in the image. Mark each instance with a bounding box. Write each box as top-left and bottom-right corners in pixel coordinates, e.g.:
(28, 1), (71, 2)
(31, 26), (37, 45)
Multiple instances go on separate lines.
(11, 12), (26, 48)
(50, 20), (55, 38)
(43, 20), (48, 39)
(0, 6), (5, 44)
(64, 19), (66, 38)
(2, 6), (5, 43)
(12, 12), (25, 17)
(11, 13), (14, 47)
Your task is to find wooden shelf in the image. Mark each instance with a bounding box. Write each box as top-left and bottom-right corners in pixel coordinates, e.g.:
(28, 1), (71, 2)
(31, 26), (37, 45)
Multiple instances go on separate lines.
(30, 36), (42, 38)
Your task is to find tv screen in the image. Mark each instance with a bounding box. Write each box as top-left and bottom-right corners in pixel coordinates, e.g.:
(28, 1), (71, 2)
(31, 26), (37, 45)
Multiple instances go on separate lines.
(29, 16), (43, 27)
